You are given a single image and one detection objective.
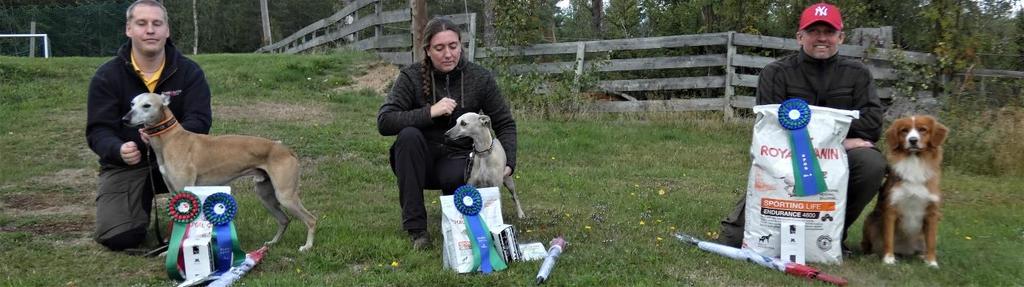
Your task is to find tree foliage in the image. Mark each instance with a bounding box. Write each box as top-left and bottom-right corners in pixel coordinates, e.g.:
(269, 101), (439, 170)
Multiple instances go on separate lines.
(0, 0), (1020, 73)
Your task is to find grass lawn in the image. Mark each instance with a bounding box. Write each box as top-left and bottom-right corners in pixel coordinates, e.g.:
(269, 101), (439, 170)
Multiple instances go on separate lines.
(1, 52), (1021, 286)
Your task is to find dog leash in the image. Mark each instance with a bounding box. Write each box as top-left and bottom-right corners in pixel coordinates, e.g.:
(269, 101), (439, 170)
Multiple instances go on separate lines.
(143, 144), (170, 257)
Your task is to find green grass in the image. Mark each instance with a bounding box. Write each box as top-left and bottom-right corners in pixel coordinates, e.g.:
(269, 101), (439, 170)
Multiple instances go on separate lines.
(2, 52), (1022, 286)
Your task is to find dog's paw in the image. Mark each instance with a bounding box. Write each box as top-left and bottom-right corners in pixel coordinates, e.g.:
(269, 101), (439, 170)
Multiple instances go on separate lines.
(298, 245), (312, 252)
(883, 254), (896, 265)
(926, 260), (939, 269)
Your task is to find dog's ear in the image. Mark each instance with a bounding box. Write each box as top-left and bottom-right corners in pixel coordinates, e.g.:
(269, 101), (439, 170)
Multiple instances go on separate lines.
(159, 93), (171, 106)
(884, 119), (902, 153)
(479, 115), (491, 129)
(931, 118), (949, 147)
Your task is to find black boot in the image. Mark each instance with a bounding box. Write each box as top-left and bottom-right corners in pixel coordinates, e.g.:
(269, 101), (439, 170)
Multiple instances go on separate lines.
(409, 230), (431, 250)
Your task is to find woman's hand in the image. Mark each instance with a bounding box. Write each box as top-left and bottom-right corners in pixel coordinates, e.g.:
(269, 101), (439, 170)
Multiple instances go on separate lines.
(430, 97), (457, 118)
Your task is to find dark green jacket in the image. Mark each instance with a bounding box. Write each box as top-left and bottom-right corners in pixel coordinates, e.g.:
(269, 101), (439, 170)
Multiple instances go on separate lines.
(377, 58), (517, 172)
(756, 49), (883, 142)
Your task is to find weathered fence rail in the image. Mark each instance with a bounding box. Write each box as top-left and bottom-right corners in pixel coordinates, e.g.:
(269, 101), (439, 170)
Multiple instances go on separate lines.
(256, 0), (474, 66)
(262, 5), (1022, 116)
(477, 31), (960, 115)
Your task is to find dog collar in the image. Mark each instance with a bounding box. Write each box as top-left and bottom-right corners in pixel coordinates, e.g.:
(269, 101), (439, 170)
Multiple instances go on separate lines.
(471, 139), (496, 155)
(143, 116), (178, 137)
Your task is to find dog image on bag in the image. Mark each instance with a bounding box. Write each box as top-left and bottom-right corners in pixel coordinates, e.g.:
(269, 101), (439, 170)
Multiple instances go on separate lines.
(122, 93), (317, 252)
(861, 115), (948, 268)
(445, 112), (525, 218)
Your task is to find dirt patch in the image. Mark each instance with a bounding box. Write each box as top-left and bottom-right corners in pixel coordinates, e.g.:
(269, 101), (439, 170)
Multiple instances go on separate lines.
(0, 215), (93, 235)
(1, 191), (92, 211)
(27, 168), (96, 191)
(334, 62), (399, 95)
(216, 102), (331, 124)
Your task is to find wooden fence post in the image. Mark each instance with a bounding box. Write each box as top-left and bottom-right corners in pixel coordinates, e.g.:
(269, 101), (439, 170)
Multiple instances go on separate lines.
(374, 1), (382, 48)
(722, 31), (736, 119)
(411, 0), (426, 63)
(573, 42), (586, 92)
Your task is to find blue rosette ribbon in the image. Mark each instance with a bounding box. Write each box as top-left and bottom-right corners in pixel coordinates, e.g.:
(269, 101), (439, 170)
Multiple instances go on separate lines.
(202, 192), (245, 274)
(778, 99), (828, 196)
(453, 185), (507, 273)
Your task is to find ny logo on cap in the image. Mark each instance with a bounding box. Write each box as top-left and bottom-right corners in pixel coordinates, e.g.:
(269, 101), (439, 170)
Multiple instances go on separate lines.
(815, 6), (828, 16)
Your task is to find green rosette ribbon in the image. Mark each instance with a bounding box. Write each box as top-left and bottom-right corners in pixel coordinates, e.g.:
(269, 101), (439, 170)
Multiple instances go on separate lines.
(165, 191), (200, 281)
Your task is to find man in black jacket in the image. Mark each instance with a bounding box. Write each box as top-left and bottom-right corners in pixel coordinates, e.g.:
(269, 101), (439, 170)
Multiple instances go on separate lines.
(378, 18), (516, 250)
(718, 3), (886, 253)
(86, 0), (211, 251)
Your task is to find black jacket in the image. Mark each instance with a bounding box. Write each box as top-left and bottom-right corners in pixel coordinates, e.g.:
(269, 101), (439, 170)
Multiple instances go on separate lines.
(756, 49), (883, 142)
(377, 58), (517, 172)
(86, 40), (212, 167)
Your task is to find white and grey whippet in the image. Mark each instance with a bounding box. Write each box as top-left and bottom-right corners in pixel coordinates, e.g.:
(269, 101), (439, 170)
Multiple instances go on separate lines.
(122, 93), (316, 252)
(445, 112), (525, 218)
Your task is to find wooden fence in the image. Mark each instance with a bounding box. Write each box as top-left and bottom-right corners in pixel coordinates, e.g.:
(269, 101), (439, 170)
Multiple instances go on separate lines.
(256, 0), (475, 66)
(478, 32), (943, 116)
(261, 3), (1024, 116)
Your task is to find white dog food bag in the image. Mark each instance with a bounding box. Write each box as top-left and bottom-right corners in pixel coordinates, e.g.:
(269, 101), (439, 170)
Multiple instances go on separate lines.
(743, 104), (859, 264)
(440, 187), (504, 273)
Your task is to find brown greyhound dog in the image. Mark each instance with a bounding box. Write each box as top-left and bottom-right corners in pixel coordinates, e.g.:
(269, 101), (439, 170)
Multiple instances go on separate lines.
(122, 93), (316, 252)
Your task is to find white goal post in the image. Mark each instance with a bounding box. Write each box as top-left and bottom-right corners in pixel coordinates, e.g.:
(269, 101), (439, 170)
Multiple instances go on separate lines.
(0, 33), (51, 58)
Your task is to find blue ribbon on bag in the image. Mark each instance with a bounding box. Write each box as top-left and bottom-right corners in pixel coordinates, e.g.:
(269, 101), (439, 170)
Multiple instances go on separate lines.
(453, 185), (507, 273)
(202, 192), (245, 274)
(778, 99), (828, 196)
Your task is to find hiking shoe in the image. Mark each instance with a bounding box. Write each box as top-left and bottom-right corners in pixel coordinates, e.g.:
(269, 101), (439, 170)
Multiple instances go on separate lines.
(410, 230), (431, 250)
(841, 243), (854, 257)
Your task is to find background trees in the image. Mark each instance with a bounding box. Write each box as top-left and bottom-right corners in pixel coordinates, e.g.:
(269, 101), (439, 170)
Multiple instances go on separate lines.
(0, 0), (1019, 70)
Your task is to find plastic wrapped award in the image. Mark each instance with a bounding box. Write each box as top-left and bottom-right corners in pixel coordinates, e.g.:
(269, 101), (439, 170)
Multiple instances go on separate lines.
(166, 187), (245, 282)
(452, 185), (507, 273)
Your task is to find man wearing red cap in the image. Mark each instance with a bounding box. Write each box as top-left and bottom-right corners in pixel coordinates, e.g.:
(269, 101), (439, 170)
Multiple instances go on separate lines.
(717, 3), (885, 255)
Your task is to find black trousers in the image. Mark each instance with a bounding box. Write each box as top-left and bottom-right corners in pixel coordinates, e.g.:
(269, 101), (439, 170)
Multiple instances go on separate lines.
(389, 127), (468, 232)
(718, 147), (887, 248)
(94, 163), (168, 250)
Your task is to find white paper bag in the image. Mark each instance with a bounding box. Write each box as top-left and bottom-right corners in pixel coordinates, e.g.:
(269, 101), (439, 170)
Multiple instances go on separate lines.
(743, 104), (858, 264)
(440, 187), (504, 273)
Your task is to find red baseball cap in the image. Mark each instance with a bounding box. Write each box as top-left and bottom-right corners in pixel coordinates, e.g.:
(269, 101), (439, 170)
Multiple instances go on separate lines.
(799, 3), (843, 31)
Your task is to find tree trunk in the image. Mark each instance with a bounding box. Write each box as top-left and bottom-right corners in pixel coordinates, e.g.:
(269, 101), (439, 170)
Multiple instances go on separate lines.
(192, 0), (198, 54)
(411, 0), (427, 62)
(483, 0), (496, 46)
(591, 0), (603, 38)
(259, 0), (272, 46)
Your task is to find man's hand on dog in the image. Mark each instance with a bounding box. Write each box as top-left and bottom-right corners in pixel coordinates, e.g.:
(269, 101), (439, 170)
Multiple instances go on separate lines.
(430, 97), (457, 118)
(138, 128), (151, 144)
(120, 141), (141, 165)
(842, 138), (874, 150)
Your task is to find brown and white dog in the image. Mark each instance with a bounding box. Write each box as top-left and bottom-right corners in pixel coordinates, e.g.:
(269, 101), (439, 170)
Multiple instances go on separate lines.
(122, 93), (317, 252)
(861, 115), (948, 268)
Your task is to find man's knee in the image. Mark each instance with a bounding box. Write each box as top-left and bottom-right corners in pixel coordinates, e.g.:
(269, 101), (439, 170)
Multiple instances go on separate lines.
(848, 148), (886, 179)
(96, 227), (146, 251)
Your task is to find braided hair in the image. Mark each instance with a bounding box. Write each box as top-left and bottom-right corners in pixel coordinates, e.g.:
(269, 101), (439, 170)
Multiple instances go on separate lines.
(420, 17), (462, 104)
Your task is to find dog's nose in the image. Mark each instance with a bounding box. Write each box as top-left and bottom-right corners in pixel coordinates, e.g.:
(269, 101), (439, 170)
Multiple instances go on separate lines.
(908, 137), (919, 146)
